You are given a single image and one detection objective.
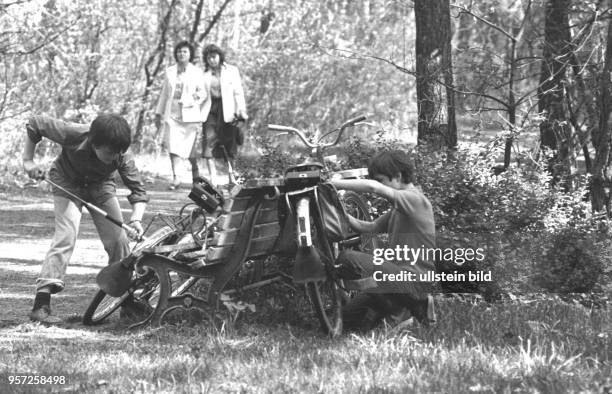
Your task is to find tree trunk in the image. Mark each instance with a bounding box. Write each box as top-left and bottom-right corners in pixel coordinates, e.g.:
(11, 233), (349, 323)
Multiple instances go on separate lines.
(591, 5), (612, 213)
(538, 0), (574, 190)
(414, 0), (457, 149)
(189, 0), (205, 44)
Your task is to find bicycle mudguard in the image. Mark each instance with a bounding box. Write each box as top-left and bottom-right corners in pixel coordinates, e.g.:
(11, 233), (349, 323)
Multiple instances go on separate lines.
(293, 246), (326, 283)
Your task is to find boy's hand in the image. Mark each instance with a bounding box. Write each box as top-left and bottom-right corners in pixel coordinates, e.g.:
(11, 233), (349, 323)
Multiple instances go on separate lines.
(127, 220), (144, 241)
(23, 160), (45, 180)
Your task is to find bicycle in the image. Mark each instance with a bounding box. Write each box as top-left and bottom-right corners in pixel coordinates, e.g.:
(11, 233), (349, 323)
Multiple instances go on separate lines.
(268, 115), (381, 336)
(82, 204), (213, 326)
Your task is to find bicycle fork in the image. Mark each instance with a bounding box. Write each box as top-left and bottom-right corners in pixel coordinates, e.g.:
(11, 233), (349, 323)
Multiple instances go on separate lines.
(290, 193), (326, 283)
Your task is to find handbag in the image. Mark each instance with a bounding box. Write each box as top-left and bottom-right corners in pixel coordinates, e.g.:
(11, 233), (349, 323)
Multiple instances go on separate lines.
(236, 124), (245, 145)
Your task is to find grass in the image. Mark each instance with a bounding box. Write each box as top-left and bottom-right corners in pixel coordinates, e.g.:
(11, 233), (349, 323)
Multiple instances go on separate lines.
(0, 297), (610, 393)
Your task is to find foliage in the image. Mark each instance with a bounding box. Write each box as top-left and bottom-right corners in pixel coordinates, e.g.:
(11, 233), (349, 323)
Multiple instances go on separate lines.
(535, 228), (607, 293)
(1, 0), (418, 151)
(235, 135), (304, 179)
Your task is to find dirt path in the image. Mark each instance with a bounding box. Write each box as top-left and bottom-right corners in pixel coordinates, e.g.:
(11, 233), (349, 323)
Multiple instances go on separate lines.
(0, 179), (192, 329)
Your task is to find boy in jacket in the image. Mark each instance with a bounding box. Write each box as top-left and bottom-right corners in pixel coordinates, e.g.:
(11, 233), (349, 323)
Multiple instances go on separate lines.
(23, 114), (148, 324)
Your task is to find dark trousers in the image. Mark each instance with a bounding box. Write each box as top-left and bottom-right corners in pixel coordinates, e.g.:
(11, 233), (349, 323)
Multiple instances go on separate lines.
(337, 250), (431, 332)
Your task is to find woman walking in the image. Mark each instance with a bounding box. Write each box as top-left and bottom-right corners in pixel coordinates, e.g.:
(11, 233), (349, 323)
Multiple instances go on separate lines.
(155, 40), (206, 189)
(201, 44), (248, 185)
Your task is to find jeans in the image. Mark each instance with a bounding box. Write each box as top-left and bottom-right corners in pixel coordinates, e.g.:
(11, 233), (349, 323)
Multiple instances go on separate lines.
(36, 194), (130, 293)
(337, 250), (432, 331)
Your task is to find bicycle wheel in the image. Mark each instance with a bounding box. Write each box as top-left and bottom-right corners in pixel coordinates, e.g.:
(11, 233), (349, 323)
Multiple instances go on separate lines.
(306, 210), (343, 337)
(341, 191), (381, 253)
(83, 225), (180, 326)
(306, 279), (343, 337)
(82, 267), (158, 326)
(82, 289), (130, 325)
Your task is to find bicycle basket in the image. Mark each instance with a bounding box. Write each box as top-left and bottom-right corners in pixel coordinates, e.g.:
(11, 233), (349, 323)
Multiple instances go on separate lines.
(316, 183), (353, 242)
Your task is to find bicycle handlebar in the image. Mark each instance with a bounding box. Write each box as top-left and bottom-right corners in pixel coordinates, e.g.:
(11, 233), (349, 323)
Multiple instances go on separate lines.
(339, 115), (367, 130)
(268, 115), (367, 149)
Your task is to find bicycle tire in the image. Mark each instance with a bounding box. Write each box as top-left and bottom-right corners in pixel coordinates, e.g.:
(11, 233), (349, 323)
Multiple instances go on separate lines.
(82, 289), (130, 325)
(341, 191), (381, 253)
(306, 279), (343, 337)
(82, 224), (181, 326)
(306, 208), (343, 337)
(83, 264), (198, 326)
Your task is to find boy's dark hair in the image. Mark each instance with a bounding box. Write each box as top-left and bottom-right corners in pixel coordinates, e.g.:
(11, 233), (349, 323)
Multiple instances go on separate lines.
(368, 150), (416, 184)
(202, 43), (225, 70)
(174, 40), (195, 63)
(89, 114), (131, 153)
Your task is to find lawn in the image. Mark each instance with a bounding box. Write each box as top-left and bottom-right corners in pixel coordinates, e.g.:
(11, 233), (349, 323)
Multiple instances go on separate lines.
(0, 295), (609, 393)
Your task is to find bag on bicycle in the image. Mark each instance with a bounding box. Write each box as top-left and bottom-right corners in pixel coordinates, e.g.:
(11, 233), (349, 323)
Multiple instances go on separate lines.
(316, 183), (353, 242)
(189, 177), (224, 213)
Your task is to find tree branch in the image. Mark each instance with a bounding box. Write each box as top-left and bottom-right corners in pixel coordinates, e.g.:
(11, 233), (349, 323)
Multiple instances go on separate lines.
(144, 0), (179, 86)
(197, 0), (233, 44)
(451, 3), (516, 42)
(189, 0), (205, 44)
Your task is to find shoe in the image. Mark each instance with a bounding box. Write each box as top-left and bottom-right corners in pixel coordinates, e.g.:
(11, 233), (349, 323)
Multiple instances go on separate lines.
(412, 294), (436, 326)
(386, 307), (416, 331)
(120, 299), (152, 320)
(29, 306), (63, 324)
(168, 178), (181, 190)
(388, 307), (412, 324)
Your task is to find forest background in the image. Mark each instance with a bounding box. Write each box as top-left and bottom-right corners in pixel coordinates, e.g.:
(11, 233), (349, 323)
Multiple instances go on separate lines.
(1, 0), (612, 297)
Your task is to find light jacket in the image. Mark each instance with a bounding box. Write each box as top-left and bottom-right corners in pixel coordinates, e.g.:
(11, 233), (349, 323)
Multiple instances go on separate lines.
(155, 63), (207, 123)
(202, 63), (248, 123)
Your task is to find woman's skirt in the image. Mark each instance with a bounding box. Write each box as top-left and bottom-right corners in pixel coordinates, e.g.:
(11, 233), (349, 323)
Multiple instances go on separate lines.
(164, 117), (199, 158)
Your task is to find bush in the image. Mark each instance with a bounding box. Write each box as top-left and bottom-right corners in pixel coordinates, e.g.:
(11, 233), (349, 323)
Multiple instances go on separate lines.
(535, 228), (606, 293)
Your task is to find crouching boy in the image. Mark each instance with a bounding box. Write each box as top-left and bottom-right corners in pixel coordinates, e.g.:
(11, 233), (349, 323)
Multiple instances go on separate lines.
(23, 114), (148, 324)
(331, 150), (436, 332)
